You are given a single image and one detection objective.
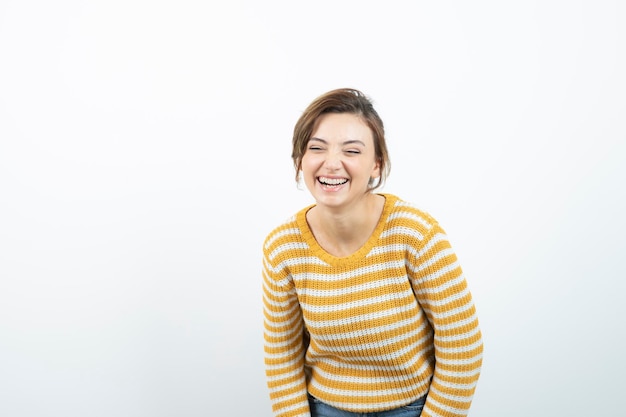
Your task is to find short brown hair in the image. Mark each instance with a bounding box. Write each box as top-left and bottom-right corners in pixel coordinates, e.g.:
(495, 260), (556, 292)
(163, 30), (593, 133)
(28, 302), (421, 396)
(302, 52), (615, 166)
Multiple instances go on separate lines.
(291, 88), (390, 191)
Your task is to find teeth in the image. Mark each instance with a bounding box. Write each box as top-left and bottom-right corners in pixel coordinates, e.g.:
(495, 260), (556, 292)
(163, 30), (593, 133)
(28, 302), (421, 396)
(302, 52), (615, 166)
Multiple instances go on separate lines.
(319, 177), (348, 185)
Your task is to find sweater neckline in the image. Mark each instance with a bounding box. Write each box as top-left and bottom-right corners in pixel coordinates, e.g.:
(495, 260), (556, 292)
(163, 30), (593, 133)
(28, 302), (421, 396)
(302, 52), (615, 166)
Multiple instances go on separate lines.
(296, 193), (397, 266)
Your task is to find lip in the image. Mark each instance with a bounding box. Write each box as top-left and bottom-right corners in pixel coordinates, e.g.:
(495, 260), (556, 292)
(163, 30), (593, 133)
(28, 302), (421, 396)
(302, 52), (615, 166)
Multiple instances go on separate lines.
(316, 176), (349, 192)
(317, 175), (349, 184)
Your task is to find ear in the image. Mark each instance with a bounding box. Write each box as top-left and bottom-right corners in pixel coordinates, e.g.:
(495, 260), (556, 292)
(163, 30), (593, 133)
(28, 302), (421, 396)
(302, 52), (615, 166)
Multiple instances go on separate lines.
(371, 157), (381, 179)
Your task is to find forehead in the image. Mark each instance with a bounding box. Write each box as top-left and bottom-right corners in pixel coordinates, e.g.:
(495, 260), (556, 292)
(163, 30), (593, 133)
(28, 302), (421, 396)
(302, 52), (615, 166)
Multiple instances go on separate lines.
(312, 113), (373, 141)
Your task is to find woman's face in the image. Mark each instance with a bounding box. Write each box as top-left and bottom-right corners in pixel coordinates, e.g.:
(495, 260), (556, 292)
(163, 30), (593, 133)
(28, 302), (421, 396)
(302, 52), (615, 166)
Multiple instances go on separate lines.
(301, 112), (380, 209)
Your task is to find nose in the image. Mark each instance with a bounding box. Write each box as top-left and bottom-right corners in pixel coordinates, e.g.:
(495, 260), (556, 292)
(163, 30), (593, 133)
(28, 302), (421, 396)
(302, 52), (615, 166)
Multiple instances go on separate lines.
(323, 152), (342, 170)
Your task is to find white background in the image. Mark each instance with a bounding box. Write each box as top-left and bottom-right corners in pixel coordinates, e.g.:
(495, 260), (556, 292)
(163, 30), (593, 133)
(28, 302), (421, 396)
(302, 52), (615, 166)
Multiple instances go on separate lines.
(1, 1), (624, 416)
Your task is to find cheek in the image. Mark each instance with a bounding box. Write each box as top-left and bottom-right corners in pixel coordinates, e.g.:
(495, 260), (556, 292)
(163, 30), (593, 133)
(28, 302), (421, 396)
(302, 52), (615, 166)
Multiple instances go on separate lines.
(301, 154), (319, 171)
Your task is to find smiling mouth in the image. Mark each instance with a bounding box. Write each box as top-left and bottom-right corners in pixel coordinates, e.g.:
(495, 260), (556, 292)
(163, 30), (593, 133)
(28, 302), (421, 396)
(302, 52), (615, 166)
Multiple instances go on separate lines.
(318, 176), (348, 187)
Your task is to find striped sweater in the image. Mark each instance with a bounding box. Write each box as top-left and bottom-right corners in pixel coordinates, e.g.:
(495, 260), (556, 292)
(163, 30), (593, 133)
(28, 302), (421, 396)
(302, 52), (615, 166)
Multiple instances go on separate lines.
(262, 194), (483, 417)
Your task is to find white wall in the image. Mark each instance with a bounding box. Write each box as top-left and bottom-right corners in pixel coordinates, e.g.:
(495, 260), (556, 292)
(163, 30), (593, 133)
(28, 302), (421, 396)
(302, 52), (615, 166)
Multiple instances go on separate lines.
(1, 1), (624, 416)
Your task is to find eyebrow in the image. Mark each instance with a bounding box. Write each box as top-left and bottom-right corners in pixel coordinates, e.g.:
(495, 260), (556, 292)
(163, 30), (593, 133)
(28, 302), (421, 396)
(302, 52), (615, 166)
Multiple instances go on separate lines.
(309, 137), (367, 146)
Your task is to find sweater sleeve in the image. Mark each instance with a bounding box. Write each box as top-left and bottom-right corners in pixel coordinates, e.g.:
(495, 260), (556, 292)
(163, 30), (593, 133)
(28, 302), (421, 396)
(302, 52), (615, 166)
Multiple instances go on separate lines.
(407, 222), (483, 417)
(262, 245), (311, 417)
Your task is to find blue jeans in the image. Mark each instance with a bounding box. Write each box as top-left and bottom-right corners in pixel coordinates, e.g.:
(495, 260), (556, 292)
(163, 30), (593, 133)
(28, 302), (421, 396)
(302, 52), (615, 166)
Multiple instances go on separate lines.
(308, 394), (426, 417)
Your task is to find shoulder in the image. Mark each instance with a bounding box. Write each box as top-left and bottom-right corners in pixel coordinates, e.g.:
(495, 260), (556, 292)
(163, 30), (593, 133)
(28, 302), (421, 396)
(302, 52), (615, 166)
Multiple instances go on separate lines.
(380, 194), (443, 242)
(262, 206), (310, 260)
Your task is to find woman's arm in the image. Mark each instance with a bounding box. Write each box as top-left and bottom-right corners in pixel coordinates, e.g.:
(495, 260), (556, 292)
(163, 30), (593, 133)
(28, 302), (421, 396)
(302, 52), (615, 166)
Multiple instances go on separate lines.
(262, 251), (311, 417)
(407, 223), (483, 417)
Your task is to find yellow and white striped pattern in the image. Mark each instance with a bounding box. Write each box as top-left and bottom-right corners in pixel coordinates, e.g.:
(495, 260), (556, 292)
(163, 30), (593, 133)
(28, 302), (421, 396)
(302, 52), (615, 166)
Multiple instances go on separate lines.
(263, 194), (483, 417)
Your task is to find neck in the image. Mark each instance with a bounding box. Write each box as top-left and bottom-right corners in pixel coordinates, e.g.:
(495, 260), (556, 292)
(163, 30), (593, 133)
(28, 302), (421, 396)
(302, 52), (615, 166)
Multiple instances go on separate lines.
(307, 193), (384, 256)
(319, 192), (378, 227)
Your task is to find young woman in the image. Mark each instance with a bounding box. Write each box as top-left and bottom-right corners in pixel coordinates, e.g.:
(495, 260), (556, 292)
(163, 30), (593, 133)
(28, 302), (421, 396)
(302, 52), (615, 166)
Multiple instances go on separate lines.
(262, 88), (483, 417)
